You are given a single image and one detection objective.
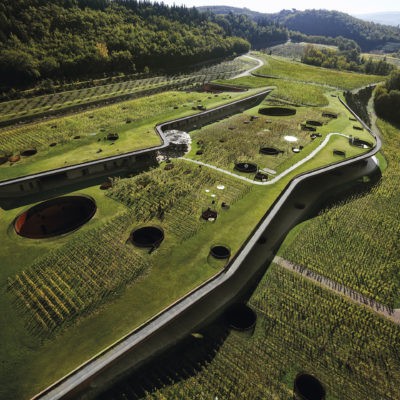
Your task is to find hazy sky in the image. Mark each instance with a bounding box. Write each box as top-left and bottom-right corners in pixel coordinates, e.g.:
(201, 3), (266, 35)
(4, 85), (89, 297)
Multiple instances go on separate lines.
(156, 0), (400, 14)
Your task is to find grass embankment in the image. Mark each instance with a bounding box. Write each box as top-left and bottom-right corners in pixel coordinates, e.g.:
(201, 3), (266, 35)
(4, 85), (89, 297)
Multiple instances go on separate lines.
(0, 90), (253, 181)
(218, 75), (330, 106)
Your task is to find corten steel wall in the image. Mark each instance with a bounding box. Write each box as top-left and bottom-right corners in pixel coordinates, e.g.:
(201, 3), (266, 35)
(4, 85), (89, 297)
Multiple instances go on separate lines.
(32, 97), (381, 400)
(0, 89), (271, 198)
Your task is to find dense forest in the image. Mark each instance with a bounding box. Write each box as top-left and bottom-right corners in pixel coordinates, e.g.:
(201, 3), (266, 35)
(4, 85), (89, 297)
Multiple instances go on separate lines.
(0, 0), (290, 89)
(374, 70), (400, 124)
(200, 6), (400, 52)
(0, 0), (252, 88)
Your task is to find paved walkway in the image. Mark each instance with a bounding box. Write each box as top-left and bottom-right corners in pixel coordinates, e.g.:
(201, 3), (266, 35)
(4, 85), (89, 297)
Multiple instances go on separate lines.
(274, 256), (400, 324)
(182, 132), (350, 186)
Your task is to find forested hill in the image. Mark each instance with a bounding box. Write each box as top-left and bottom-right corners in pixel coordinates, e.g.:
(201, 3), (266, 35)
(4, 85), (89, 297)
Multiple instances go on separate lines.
(273, 9), (400, 51)
(0, 0), (251, 88)
(199, 6), (400, 52)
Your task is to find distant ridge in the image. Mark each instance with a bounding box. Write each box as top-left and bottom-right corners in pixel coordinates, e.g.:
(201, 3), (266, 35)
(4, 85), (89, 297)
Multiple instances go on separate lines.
(197, 6), (400, 51)
(354, 12), (400, 27)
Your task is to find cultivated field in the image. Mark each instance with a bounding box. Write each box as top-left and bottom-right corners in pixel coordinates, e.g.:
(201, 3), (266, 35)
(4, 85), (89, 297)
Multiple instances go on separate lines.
(283, 118), (400, 308)
(101, 263), (400, 400)
(0, 54), (382, 399)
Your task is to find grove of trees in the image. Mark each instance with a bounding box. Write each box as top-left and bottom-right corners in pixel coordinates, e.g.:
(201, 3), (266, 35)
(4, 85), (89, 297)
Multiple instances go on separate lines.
(374, 70), (400, 124)
(301, 44), (394, 75)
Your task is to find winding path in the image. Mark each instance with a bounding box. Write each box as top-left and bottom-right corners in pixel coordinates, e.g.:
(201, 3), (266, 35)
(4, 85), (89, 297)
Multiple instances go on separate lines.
(182, 133), (350, 186)
(274, 256), (400, 324)
(232, 54), (265, 79)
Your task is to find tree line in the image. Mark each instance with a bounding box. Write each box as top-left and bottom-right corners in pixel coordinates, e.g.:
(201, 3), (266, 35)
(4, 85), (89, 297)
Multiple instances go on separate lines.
(374, 70), (400, 124)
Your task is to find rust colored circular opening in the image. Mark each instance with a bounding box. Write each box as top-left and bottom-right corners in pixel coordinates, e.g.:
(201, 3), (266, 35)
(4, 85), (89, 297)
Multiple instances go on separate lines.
(306, 120), (323, 126)
(21, 149), (37, 157)
(294, 373), (325, 400)
(225, 304), (257, 331)
(49, 142), (57, 147)
(130, 226), (164, 248)
(259, 107), (296, 116)
(14, 196), (96, 239)
(202, 208), (218, 221)
(235, 162), (257, 173)
(260, 147), (280, 155)
(210, 245), (230, 259)
(107, 133), (119, 141)
(9, 155), (20, 163)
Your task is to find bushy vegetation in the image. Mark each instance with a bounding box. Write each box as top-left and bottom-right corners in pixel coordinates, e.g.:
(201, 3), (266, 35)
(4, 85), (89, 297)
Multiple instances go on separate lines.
(104, 264), (400, 400)
(374, 70), (400, 124)
(0, 0), (249, 88)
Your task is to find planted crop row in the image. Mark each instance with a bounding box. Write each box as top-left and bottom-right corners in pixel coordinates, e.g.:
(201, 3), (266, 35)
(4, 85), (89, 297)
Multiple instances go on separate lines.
(283, 133), (400, 306)
(0, 57), (253, 123)
(8, 211), (148, 337)
(107, 160), (251, 241)
(115, 265), (400, 400)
